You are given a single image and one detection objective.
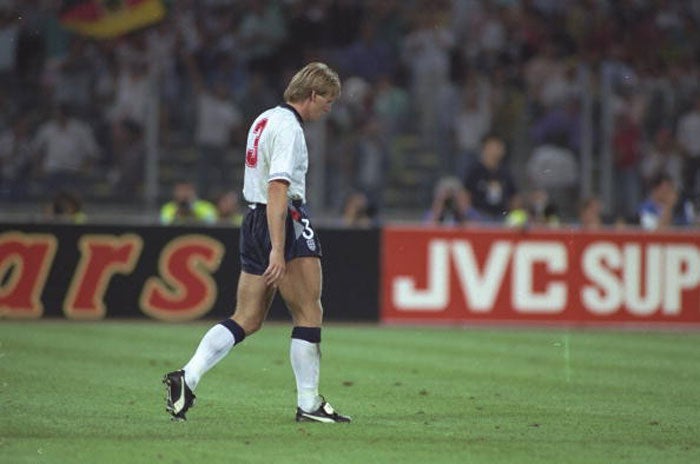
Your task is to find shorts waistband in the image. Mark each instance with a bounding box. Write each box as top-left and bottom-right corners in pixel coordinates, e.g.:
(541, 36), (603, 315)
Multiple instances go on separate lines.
(249, 199), (303, 209)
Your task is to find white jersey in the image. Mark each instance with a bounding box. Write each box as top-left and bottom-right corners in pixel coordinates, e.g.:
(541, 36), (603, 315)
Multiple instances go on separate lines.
(242, 104), (308, 204)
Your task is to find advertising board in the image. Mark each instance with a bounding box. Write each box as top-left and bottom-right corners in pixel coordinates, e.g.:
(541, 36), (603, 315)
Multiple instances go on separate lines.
(382, 227), (700, 326)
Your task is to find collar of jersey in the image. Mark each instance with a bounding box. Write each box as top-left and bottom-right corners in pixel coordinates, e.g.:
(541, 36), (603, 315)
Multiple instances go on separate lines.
(280, 103), (304, 126)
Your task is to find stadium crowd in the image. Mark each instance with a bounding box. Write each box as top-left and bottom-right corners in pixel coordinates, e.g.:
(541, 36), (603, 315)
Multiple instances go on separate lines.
(0, 0), (699, 229)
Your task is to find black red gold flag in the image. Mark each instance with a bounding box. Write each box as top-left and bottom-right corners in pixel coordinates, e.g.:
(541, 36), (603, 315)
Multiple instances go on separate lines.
(59, 0), (166, 39)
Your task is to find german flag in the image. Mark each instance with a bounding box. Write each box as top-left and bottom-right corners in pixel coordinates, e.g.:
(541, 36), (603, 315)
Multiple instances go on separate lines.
(59, 0), (166, 39)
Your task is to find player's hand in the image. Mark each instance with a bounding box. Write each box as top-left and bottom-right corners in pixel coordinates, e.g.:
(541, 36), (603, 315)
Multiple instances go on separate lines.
(263, 249), (286, 287)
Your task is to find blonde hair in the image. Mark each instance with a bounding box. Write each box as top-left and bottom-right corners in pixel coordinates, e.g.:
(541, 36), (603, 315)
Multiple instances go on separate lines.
(283, 62), (341, 103)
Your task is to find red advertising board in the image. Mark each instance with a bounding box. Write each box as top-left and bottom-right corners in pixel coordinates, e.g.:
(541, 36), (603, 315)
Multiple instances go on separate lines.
(381, 227), (700, 326)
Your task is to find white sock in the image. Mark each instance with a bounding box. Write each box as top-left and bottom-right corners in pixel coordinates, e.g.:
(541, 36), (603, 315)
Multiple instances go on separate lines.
(182, 324), (235, 391)
(290, 338), (322, 412)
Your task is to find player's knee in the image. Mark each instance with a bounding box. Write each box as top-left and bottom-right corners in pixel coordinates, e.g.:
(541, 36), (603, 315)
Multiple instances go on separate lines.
(232, 314), (264, 336)
(292, 304), (323, 327)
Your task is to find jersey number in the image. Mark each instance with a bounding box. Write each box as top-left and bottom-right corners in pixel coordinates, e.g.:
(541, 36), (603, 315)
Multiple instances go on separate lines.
(301, 218), (314, 239)
(246, 118), (268, 168)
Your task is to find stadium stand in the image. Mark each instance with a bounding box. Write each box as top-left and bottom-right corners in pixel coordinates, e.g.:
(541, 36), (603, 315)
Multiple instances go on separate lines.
(0, 0), (698, 226)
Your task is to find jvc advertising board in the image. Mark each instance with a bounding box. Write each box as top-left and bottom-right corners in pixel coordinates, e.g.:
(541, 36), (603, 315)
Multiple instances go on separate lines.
(382, 227), (700, 326)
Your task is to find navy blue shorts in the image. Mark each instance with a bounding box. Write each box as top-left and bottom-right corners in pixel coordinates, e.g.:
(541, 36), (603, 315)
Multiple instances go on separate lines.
(240, 201), (322, 275)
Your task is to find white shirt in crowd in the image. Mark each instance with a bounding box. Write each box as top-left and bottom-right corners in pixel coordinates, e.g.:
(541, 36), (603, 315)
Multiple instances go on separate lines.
(33, 119), (99, 173)
(676, 108), (700, 158)
(527, 143), (579, 189)
(195, 92), (242, 147)
(454, 84), (492, 154)
(109, 70), (150, 125)
(641, 149), (683, 188)
(243, 105), (307, 204)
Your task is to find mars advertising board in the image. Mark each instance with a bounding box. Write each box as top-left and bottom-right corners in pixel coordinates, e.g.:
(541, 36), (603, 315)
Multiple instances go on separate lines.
(0, 224), (379, 322)
(381, 227), (700, 326)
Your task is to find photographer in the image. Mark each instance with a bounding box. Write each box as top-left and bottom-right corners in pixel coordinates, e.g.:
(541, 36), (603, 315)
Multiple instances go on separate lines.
(425, 176), (481, 226)
(160, 180), (217, 225)
(45, 189), (87, 224)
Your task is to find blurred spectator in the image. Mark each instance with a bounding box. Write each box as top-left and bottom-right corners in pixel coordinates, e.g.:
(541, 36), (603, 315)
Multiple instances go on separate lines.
(238, 70), (277, 124)
(474, 3), (507, 69)
(365, 0), (405, 53)
(108, 119), (145, 197)
(488, 64), (526, 146)
(146, 19), (181, 139)
(214, 190), (244, 227)
(528, 188), (560, 228)
(529, 100), (581, 153)
(612, 112), (643, 220)
(425, 176), (480, 226)
(237, 0), (287, 75)
(577, 196), (604, 230)
(45, 189), (86, 224)
(352, 117), (390, 208)
(506, 190), (562, 229)
(283, 0), (330, 64)
(540, 61), (581, 110)
(641, 127), (683, 190)
(184, 50), (243, 198)
(504, 193), (528, 229)
(0, 3), (20, 93)
(336, 75), (370, 122)
(0, 112), (33, 199)
(401, 6), (454, 150)
(338, 19), (395, 83)
(160, 180), (217, 225)
(108, 36), (150, 151)
(453, 77), (492, 177)
(524, 43), (563, 110)
(372, 74), (410, 137)
(526, 138), (578, 218)
(676, 95), (700, 196)
(638, 172), (690, 230)
(341, 190), (378, 228)
(463, 134), (516, 221)
(45, 37), (94, 118)
(32, 104), (100, 193)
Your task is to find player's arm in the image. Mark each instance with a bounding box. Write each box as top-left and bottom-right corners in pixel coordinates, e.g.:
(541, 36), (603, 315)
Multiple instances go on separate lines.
(263, 179), (289, 286)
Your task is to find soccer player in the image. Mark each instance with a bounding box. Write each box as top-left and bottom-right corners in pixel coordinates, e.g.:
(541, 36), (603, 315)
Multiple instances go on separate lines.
(164, 62), (350, 423)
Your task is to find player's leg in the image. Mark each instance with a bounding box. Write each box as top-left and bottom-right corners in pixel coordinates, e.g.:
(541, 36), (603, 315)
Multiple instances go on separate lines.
(278, 257), (350, 422)
(164, 271), (274, 420)
(278, 257), (323, 413)
(231, 271), (277, 334)
(278, 256), (323, 326)
(182, 271), (274, 391)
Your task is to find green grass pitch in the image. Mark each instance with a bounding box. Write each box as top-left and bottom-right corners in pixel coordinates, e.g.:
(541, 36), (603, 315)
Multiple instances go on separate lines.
(1, 321), (699, 464)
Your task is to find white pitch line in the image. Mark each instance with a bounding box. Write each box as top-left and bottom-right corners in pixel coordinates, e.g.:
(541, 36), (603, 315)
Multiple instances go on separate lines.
(564, 332), (571, 383)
